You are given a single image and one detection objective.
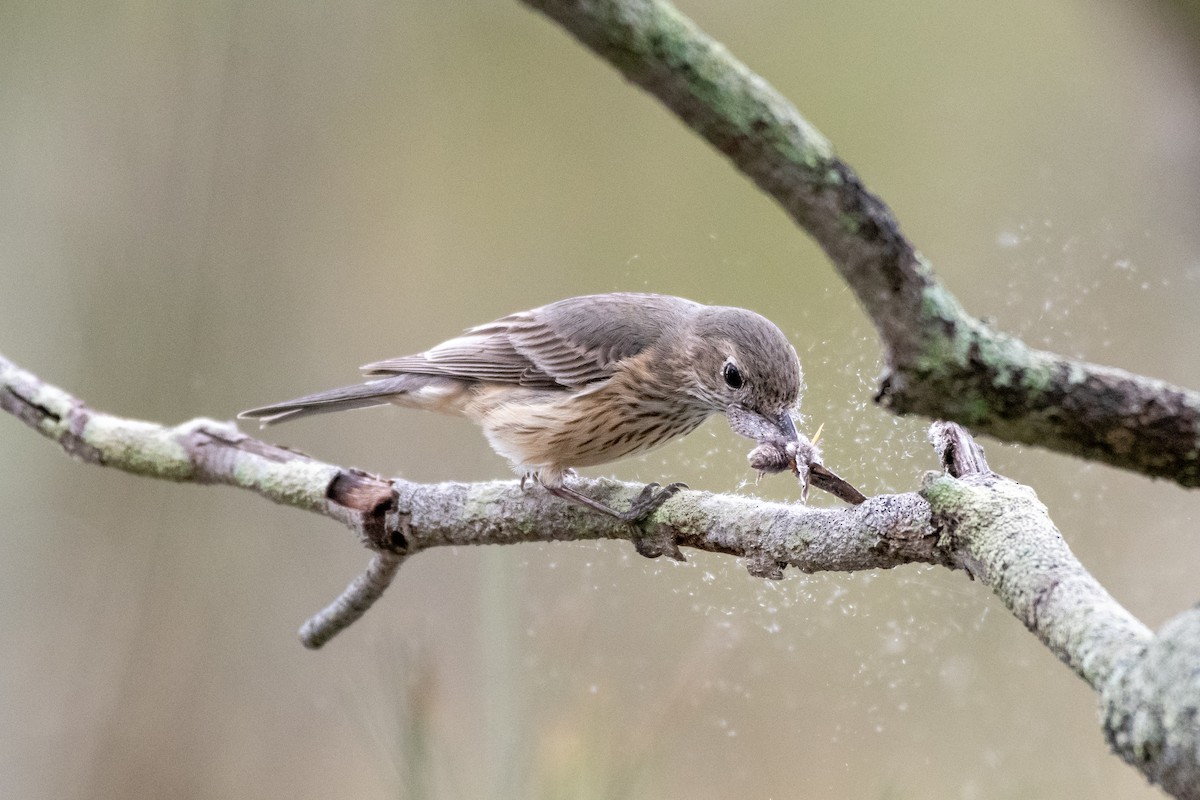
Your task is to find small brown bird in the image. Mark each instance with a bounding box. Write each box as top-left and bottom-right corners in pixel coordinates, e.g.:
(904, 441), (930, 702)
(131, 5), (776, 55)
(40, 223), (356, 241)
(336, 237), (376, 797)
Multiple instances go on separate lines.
(241, 293), (810, 523)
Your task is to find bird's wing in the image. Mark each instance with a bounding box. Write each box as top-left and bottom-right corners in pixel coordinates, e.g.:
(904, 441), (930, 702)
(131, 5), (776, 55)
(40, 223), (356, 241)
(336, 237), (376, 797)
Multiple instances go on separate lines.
(361, 293), (696, 389)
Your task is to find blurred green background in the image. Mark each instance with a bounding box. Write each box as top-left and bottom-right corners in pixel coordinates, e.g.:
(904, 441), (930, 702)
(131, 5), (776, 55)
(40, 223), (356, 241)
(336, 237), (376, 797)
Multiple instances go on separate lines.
(3, 1), (1200, 797)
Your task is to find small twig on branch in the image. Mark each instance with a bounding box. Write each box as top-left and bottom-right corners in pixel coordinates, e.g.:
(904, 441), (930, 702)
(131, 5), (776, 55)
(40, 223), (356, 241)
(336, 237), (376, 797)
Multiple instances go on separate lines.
(929, 420), (991, 478)
(299, 550), (407, 649)
(521, 0), (1200, 488)
(0, 353), (409, 647)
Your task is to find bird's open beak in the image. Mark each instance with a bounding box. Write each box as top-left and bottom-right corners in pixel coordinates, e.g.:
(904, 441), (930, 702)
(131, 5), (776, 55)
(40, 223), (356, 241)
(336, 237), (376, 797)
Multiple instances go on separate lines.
(726, 405), (800, 445)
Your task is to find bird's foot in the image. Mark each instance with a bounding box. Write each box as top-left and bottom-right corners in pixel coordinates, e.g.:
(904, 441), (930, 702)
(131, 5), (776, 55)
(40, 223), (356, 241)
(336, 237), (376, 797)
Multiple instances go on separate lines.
(540, 479), (688, 559)
(623, 482), (687, 562)
(617, 481), (687, 523)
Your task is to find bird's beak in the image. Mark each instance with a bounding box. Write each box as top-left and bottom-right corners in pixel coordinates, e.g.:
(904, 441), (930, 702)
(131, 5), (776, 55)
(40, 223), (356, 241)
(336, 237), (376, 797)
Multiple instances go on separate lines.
(774, 410), (800, 443)
(726, 405), (800, 445)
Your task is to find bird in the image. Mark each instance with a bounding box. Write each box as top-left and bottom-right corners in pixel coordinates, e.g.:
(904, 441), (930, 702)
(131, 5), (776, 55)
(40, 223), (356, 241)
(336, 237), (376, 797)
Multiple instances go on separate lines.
(240, 293), (809, 528)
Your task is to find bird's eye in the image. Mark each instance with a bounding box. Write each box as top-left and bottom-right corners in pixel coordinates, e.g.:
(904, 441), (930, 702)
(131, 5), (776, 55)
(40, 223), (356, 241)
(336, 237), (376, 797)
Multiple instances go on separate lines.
(722, 360), (744, 390)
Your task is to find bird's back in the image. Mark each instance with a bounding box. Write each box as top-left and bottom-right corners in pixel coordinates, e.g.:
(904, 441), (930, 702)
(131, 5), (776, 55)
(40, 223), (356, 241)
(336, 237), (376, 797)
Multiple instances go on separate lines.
(363, 293), (702, 390)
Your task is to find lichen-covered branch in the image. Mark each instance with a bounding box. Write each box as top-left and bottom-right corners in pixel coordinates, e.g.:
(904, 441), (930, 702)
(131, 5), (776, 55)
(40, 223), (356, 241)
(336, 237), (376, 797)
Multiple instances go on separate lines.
(0, 354), (403, 549)
(4, 353), (1197, 792)
(0, 351), (947, 637)
(1102, 609), (1200, 799)
(924, 422), (1200, 798)
(925, 423), (1152, 690)
(520, 0), (1200, 488)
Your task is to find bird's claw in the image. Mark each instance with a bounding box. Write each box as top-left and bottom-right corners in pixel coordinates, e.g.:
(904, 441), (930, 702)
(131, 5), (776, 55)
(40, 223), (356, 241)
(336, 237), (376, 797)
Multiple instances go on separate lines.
(619, 481), (686, 522)
(623, 481), (687, 561)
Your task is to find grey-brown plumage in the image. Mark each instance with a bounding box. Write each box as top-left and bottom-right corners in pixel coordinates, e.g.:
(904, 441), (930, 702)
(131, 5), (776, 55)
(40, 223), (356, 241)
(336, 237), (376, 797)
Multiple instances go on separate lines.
(241, 293), (807, 523)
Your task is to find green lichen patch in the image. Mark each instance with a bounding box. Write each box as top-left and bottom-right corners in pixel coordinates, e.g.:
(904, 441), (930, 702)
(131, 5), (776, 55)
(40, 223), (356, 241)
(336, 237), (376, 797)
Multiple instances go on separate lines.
(233, 458), (338, 512)
(82, 415), (194, 481)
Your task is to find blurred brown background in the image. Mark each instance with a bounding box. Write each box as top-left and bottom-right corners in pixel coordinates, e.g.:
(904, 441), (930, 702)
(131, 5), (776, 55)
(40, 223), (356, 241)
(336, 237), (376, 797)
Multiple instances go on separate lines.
(3, 1), (1200, 797)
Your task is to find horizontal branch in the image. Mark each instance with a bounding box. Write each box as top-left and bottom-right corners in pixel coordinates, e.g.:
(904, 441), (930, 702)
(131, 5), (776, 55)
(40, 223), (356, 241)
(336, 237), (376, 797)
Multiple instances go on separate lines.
(0, 351), (945, 633)
(0, 355), (404, 552)
(7, 350), (1195, 796)
(0, 349), (1143, 669)
(0, 353), (949, 578)
(521, 0), (1200, 488)
(5, 325), (1197, 792)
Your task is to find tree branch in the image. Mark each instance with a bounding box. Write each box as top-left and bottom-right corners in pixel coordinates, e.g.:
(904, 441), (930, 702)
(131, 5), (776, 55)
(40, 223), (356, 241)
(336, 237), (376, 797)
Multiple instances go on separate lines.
(5, 351), (1197, 793)
(926, 423), (1200, 797)
(0, 351), (945, 633)
(520, 0), (1200, 489)
(6, 2), (1199, 793)
(926, 423), (1151, 691)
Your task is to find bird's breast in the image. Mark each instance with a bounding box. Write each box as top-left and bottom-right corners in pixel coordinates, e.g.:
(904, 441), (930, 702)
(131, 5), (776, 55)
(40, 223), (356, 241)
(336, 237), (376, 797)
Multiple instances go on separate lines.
(468, 380), (712, 473)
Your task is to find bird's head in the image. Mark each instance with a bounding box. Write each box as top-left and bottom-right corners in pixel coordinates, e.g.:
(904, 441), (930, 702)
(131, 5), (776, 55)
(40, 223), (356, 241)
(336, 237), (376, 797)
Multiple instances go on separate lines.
(685, 306), (803, 446)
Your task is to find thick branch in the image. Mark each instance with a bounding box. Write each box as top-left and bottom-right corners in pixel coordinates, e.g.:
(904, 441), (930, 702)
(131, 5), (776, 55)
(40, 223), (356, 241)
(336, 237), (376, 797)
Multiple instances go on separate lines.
(0, 351), (946, 634)
(925, 431), (1200, 798)
(1102, 608), (1200, 799)
(926, 424), (1151, 690)
(0, 352), (936, 572)
(520, 0), (1200, 488)
(924, 423), (1200, 797)
(4, 354), (1196, 791)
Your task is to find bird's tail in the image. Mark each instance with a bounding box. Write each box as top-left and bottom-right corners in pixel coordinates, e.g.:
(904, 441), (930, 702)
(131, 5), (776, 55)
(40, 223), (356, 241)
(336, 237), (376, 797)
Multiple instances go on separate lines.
(239, 375), (436, 426)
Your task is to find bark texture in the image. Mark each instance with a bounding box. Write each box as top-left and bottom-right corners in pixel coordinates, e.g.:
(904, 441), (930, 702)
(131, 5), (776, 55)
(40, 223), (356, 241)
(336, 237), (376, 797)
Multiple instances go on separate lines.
(6, 352), (1196, 792)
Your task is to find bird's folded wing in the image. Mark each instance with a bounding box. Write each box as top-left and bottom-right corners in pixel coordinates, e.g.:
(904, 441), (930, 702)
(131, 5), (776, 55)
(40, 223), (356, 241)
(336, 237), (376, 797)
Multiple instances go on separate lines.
(361, 295), (687, 389)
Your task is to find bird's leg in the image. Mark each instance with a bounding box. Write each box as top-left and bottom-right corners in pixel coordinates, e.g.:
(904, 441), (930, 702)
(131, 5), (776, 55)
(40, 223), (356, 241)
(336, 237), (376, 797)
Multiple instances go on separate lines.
(540, 480), (688, 560)
(542, 481), (686, 523)
(523, 468), (573, 492)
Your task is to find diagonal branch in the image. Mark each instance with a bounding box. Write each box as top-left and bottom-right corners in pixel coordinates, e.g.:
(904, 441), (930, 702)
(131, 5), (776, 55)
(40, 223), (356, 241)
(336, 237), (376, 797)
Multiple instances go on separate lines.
(520, 0), (1200, 488)
(926, 422), (1151, 690)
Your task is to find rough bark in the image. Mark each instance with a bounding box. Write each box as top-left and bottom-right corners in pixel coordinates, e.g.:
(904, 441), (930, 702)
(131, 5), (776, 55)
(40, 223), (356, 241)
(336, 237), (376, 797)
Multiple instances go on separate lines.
(6, 352), (1197, 793)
